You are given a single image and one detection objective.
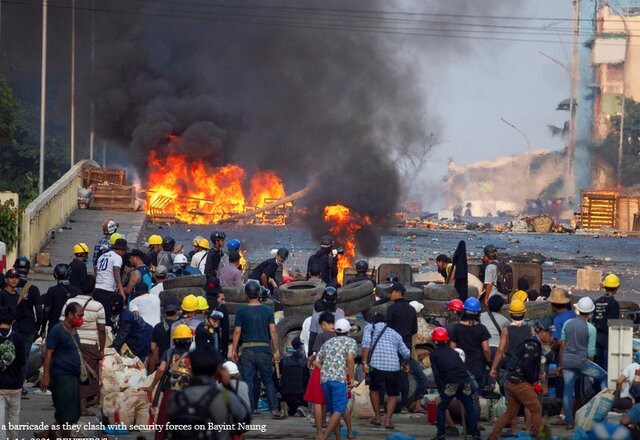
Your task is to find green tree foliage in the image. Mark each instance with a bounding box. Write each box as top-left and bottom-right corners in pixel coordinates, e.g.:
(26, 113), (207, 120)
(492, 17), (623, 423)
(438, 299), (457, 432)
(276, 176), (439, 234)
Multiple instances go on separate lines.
(0, 199), (19, 252)
(0, 74), (69, 204)
(597, 99), (640, 187)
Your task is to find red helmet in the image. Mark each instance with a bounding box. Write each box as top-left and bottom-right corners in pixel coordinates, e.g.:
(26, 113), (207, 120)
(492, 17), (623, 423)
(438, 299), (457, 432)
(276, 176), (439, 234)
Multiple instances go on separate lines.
(446, 299), (464, 313)
(432, 327), (449, 342)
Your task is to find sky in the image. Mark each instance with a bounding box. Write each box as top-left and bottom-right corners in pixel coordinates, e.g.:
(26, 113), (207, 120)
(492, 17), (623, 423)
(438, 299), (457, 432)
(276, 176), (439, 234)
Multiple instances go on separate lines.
(424, 1), (573, 174)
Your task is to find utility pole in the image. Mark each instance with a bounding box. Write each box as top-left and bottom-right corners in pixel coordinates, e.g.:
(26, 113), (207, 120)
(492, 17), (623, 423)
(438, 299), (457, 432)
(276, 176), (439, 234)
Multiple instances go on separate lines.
(39, 0), (48, 194)
(567, 0), (580, 188)
(70, 0), (76, 166)
(89, 0), (95, 161)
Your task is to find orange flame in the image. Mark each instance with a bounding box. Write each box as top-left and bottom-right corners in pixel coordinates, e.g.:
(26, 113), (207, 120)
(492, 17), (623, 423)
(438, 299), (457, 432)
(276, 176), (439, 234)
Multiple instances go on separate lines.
(146, 151), (286, 224)
(323, 204), (370, 285)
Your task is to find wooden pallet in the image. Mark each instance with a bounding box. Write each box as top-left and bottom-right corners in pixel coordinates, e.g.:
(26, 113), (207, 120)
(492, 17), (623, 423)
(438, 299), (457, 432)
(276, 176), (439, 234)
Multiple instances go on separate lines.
(90, 184), (137, 211)
(82, 167), (126, 187)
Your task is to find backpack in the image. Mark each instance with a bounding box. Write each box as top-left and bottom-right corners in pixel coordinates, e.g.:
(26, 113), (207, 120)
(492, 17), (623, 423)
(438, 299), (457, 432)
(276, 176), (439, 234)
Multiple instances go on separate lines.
(506, 337), (542, 384)
(166, 386), (229, 440)
(166, 350), (192, 391)
(0, 330), (16, 372)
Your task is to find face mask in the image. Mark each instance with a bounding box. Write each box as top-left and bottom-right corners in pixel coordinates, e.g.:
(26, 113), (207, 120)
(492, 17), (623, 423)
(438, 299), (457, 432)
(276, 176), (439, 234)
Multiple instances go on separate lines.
(73, 318), (84, 328)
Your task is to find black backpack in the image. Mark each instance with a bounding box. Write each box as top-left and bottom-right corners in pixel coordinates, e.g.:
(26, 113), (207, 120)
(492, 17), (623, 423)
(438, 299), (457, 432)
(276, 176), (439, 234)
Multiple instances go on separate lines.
(166, 386), (228, 440)
(506, 337), (542, 384)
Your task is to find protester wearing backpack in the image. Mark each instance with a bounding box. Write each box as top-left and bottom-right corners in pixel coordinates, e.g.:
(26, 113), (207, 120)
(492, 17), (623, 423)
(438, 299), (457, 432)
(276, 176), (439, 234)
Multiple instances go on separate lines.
(488, 300), (542, 439)
(149, 297), (182, 373)
(166, 348), (250, 440)
(0, 306), (25, 440)
(148, 324), (194, 440)
(43, 264), (80, 334)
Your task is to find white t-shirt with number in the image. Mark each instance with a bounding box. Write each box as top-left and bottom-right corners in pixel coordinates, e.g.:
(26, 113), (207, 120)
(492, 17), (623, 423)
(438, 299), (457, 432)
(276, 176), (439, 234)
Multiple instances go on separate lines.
(95, 250), (122, 292)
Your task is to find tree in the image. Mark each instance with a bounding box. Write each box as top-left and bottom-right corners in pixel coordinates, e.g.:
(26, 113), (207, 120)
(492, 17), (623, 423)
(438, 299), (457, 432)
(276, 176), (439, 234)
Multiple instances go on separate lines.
(596, 99), (640, 187)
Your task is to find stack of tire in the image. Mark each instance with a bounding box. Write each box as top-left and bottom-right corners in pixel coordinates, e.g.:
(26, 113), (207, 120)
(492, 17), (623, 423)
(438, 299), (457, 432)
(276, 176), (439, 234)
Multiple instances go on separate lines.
(336, 280), (376, 316)
(220, 286), (275, 328)
(159, 274), (206, 303)
(279, 281), (326, 317)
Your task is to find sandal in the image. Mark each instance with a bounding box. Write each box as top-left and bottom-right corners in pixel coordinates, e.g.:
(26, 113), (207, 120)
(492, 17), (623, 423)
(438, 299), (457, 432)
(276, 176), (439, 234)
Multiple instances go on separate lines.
(272, 412), (288, 419)
(369, 419), (381, 426)
(385, 424), (395, 430)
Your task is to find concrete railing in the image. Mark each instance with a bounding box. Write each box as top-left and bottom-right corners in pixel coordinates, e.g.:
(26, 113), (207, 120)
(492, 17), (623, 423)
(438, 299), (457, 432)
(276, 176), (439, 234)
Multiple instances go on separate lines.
(20, 159), (99, 261)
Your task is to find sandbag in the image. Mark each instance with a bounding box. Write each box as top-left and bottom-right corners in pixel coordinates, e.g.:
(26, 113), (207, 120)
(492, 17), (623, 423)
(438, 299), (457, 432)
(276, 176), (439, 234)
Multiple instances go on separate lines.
(575, 388), (615, 432)
(351, 381), (375, 419)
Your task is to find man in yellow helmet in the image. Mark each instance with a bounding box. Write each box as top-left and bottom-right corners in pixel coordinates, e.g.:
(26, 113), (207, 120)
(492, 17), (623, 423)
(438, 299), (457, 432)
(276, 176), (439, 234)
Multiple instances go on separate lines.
(145, 234), (163, 271)
(69, 243), (89, 289)
(169, 294), (201, 348)
(593, 273), (621, 370)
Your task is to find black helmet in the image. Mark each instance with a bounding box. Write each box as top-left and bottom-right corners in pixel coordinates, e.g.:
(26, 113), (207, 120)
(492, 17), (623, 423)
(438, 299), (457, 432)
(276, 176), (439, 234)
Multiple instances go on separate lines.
(355, 259), (368, 273)
(276, 248), (289, 259)
(13, 257), (31, 275)
(53, 263), (71, 281)
(483, 244), (497, 258)
(162, 236), (176, 251)
(322, 286), (337, 303)
(245, 280), (261, 298)
(210, 231), (226, 241)
(320, 235), (334, 248)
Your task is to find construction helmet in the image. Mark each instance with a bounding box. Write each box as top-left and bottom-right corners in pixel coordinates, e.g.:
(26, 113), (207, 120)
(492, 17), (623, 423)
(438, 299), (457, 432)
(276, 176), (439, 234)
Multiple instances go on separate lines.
(53, 263), (71, 281)
(181, 294), (199, 312)
(509, 299), (527, 314)
(227, 239), (241, 251)
(172, 324), (192, 340)
(512, 290), (529, 303)
(575, 297), (595, 314)
(355, 259), (368, 273)
(197, 296), (209, 311)
(174, 254), (188, 265)
(446, 299), (464, 313)
(463, 297), (482, 313)
(193, 236), (210, 250)
(603, 274), (620, 289)
(109, 232), (124, 246)
(73, 243), (89, 255)
(147, 234), (163, 246)
(107, 220), (119, 234)
(432, 327), (449, 342)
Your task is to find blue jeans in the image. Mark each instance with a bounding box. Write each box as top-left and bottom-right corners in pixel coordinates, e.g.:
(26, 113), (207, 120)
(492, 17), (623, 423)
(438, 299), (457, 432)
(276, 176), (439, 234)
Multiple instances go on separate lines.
(437, 382), (480, 437)
(563, 360), (607, 424)
(400, 358), (428, 407)
(239, 349), (279, 412)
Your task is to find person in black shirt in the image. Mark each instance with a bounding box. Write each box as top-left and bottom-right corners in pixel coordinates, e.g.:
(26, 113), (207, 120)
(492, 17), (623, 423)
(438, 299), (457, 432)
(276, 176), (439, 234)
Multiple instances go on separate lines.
(306, 236), (339, 286)
(148, 297), (181, 373)
(430, 327), (481, 440)
(249, 248), (288, 293)
(593, 273), (621, 370)
(0, 305), (25, 440)
(204, 231), (226, 283)
(278, 337), (309, 416)
(43, 264), (80, 334)
(195, 310), (225, 359)
(0, 265), (42, 393)
(385, 282), (418, 412)
(69, 243), (90, 289)
(345, 259), (376, 286)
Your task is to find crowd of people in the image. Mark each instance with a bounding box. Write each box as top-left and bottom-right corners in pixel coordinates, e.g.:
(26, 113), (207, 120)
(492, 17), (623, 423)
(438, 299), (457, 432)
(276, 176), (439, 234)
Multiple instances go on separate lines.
(0, 219), (638, 440)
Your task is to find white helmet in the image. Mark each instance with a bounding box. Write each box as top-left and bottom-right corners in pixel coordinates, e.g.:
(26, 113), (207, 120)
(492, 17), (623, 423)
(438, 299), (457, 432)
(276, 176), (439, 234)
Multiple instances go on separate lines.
(575, 297), (595, 314)
(107, 220), (119, 234)
(223, 361), (240, 375)
(454, 348), (466, 363)
(173, 254), (188, 265)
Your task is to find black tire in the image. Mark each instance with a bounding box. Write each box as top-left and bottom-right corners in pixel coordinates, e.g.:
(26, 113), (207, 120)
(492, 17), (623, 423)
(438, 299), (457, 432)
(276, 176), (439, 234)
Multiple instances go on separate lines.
(423, 284), (458, 301)
(280, 281), (325, 306)
(619, 301), (640, 312)
(276, 315), (306, 355)
(337, 280), (375, 302)
(362, 299), (393, 322)
(283, 303), (315, 318)
(162, 274), (206, 290)
(375, 283), (422, 301)
(222, 286), (247, 303)
(339, 294), (377, 316)
(160, 287), (206, 303)
(346, 318), (364, 344)
(226, 299), (274, 314)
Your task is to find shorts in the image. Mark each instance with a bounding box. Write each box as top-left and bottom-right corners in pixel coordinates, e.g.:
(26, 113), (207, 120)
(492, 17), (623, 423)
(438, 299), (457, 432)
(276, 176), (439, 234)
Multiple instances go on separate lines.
(369, 369), (401, 396)
(303, 368), (325, 404)
(321, 381), (348, 415)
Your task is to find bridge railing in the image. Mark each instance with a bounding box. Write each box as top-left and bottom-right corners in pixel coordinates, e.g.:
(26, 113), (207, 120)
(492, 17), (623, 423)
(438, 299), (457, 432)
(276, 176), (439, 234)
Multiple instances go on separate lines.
(20, 160), (99, 261)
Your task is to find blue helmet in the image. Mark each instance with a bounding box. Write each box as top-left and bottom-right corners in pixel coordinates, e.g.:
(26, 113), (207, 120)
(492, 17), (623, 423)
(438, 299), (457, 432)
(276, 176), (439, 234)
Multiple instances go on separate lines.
(463, 297), (482, 313)
(227, 238), (241, 251)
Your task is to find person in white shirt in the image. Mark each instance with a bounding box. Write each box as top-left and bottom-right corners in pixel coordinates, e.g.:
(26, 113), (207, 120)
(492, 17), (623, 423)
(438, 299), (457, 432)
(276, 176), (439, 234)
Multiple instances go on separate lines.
(129, 283), (161, 327)
(150, 265), (168, 297)
(615, 351), (640, 411)
(94, 238), (128, 326)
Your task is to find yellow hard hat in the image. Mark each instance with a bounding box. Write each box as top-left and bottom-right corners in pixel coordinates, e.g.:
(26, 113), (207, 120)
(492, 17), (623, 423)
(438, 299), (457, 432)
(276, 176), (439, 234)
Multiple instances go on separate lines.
(509, 299), (527, 314)
(197, 296), (209, 311)
(511, 290), (528, 303)
(109, 232), (124, 246)
(172, 324), (192, 340)
(147, 234), (163, 246)
(198, 238), (210, 250)
(73, 243), (89, 254)
(181, 294), (199, 312)
(603, 273), (620, 289)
